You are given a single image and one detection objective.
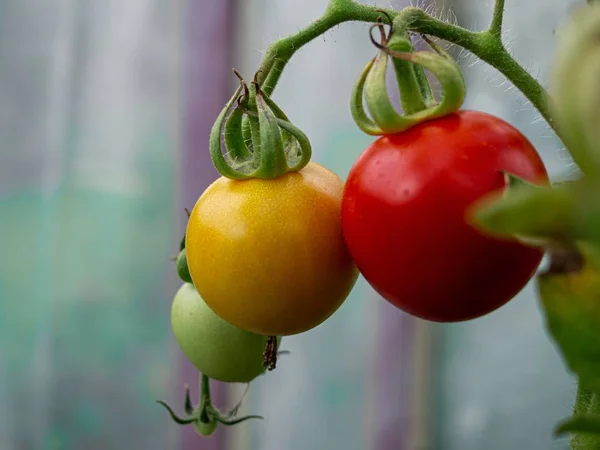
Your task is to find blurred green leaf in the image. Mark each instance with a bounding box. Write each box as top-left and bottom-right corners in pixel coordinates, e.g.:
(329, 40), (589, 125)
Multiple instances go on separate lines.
(472, 176), (600, 255)
(470, 178), (578, 246)
(551, 3), (600, 177)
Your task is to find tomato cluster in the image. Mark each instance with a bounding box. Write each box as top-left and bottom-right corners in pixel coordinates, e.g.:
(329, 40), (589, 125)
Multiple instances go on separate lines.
(165, 25), (549, 434)
(176, 109), (546, 374)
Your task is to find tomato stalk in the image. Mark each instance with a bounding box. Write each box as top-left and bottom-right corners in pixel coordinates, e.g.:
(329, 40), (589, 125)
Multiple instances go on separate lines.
(488, 0), (505, 38)
(198, 373), (212, 424)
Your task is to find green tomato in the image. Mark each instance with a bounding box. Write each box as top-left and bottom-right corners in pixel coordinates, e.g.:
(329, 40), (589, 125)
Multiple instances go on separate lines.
(171, 283), (278, 383)
(176, 249), (193, 284)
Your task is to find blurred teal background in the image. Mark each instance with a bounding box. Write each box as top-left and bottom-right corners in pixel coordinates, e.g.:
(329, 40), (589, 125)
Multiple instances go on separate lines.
(0, 0), (579, 449)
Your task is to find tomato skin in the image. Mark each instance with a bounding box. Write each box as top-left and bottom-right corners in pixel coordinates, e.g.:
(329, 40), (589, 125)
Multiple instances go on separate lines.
(171, 283), (274, 383)
(341, 110), (548, 322)
(186, 162), (358, 336)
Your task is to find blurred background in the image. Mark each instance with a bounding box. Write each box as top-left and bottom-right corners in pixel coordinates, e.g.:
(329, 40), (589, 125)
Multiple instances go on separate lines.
(0, 0), (580, 449)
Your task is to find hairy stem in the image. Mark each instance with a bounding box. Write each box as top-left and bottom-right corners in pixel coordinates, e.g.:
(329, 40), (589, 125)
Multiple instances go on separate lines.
(574, 382), (594, 415)
(252, 0), (559, 140)
(489, 0), (506, 38)
(395, 7), (556, 134)
(257, 1), (395, 95)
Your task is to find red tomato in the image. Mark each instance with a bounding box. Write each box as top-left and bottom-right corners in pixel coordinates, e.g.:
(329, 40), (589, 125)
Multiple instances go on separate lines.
(341, 110), (548, 322)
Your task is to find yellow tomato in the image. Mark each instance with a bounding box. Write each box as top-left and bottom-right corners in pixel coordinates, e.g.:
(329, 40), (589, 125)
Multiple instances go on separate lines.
(186, 162), (358, 336)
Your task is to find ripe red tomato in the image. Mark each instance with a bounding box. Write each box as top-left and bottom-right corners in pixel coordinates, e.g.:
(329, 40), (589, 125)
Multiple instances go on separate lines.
(341, 110), (549, 322)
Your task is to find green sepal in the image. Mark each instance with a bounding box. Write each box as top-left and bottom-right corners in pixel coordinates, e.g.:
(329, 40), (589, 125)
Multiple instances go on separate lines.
(254, 92), (288, 178)
(155, 401), (197, 425)
(209, 86), (253, 180)
(213, 415), (263, 426)
(275, 114), (312, 171)
(350, 59), (384, 136)
(224, 106), (252, 161)
(206, 403), (264, 426)
(411, 55), (436, 108)
(241, 114), (253, 154)
(261, 90), (295, 151)
(363, 48), (404, 132)
(184, 384), (194, 415)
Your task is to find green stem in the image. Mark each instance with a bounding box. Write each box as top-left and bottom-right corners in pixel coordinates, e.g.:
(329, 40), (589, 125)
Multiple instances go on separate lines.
(571, 381), (600, 450)
(199, 373), (211, 423)
(574, 382), (594, 416)
(200, 373), (211, 403)
(262, 59), (286, 96)
(258, 1), (395, 96)
(253, 0), (560, 141)
(489, 0), (506, 38)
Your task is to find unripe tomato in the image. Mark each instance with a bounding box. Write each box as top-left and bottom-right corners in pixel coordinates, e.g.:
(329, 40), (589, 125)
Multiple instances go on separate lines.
(171, 283), (274, 383)
(176, 249), (193, 284)
(341, 111), (548, 322)
(186, 162), (358, 336)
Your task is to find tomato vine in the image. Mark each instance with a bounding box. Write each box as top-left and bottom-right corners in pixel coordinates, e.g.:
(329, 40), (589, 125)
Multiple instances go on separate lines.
(252, 0), (558, 139)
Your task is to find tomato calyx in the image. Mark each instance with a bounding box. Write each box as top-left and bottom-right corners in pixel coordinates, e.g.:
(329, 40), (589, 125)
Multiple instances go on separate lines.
(156, 374), (263, 436)
(351, 13), (466, 136)
(209, 70), (312, 180)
